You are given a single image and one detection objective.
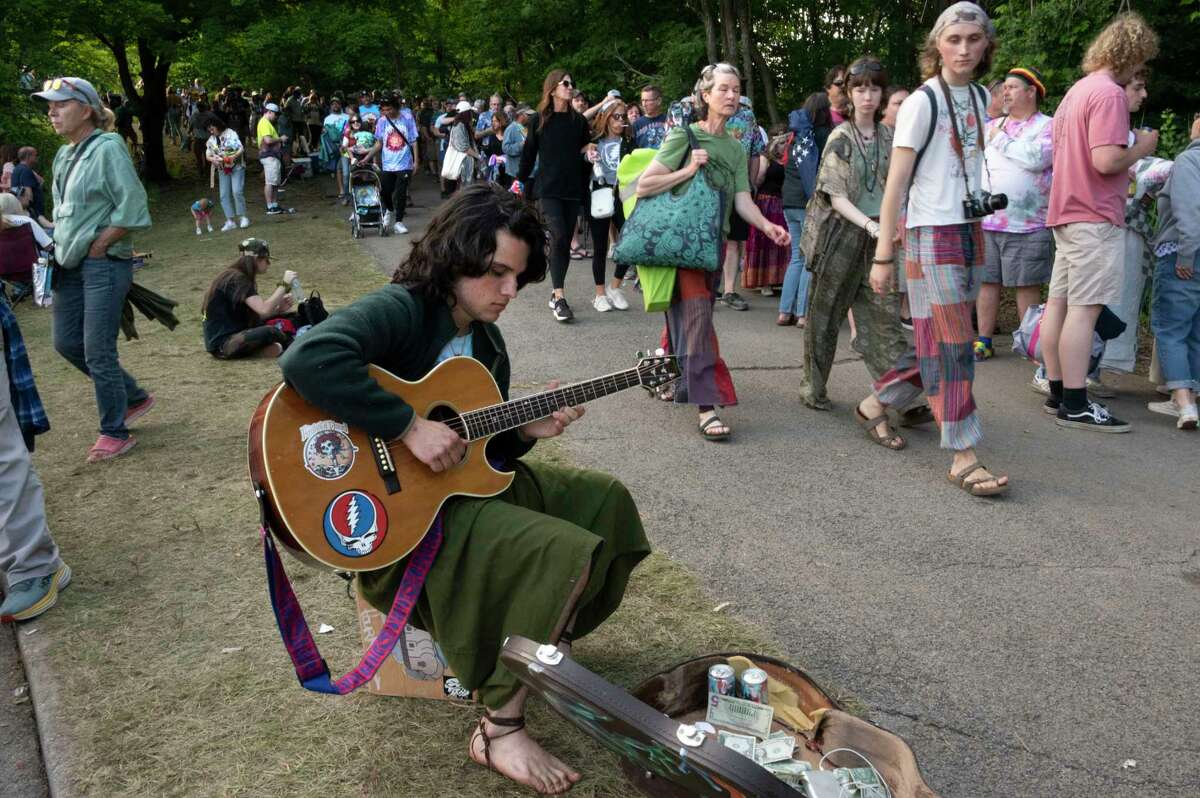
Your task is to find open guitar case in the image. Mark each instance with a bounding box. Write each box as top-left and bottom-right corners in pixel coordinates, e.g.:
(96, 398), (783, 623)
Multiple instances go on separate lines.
(501, 637), (939, 798)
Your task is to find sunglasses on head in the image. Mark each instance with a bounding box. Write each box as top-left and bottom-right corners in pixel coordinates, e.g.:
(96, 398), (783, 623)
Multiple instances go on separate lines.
(43, 77), (85, 96)
(559, 79), (574, 89)
(848, 61), (885, 76)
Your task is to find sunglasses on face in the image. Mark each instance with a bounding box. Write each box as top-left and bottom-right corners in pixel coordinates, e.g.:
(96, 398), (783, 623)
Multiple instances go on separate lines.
(848, 61), (884, 76)
(831, 79), (845, 87)
(559, 79), (574, 89)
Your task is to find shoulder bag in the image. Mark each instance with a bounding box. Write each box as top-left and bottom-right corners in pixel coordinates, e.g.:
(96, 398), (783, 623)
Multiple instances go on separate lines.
(589, 162), (615, 219)
(612, 126), (725, 272)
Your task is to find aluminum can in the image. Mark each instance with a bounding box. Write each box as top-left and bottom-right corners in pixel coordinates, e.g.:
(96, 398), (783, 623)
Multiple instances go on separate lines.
(707, 664), (736, 697)
(739, 667), (769, 704)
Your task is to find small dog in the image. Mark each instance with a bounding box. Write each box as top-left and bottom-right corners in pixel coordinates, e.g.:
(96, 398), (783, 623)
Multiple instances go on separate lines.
(191, 198), (215, 235)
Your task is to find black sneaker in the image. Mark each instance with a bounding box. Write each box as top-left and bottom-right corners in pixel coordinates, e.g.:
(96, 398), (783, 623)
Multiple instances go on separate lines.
(720, 291), (749, 311)
(1045, 395), (1105, 415)
(900, 316), (914, 331)
(1055, 401), (1131, 433)
(266, 206), (284, 215)
(550, 297), (574, 323)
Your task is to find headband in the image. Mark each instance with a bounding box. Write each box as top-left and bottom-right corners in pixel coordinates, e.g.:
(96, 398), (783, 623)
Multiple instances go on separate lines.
(1007, 67), (1046, 100)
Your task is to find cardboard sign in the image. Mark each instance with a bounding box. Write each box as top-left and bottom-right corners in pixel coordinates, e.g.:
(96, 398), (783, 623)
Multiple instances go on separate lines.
(354, 589), (472, 701)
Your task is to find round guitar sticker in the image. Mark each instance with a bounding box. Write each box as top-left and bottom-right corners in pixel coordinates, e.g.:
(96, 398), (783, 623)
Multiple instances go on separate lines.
(323, 490), (388, 558)
(300, 420), (358, 480)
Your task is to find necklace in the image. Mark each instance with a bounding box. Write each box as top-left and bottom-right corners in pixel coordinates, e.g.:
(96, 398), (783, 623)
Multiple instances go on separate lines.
(447, 333), (470, 357)
(849, 121), (882, 194)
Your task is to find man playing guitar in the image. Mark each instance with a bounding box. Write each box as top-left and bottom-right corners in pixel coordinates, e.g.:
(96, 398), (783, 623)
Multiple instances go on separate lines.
(279, 183), (651, 795)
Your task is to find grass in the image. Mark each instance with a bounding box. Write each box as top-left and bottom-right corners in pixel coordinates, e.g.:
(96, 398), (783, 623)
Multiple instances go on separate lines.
(19, 158), (820, 796)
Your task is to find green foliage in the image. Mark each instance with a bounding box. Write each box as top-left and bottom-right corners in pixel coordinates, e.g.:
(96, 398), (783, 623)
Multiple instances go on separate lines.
(1156, 109), (1190, 160)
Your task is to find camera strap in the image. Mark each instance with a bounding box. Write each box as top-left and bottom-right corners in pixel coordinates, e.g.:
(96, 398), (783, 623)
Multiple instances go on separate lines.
(936, 76), (987, 201)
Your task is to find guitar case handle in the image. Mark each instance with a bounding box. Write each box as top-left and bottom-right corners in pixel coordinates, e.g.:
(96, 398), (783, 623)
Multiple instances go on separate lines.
(255, 484), (443, 695)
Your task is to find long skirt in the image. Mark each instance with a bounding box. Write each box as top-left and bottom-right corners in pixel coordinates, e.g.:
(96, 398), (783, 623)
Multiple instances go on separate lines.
(357, 459), (651, 709)
(743, 193), (789, 289)
(660, 265), (738, 407)
(873, 224), (984, 450)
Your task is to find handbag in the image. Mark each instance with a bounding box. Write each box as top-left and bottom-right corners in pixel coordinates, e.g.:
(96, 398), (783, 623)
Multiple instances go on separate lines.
(612, 127), (725, 272)
(441, 147), (468, 180)
(639, 265), (676, 312)
(590, 163), (615, 219)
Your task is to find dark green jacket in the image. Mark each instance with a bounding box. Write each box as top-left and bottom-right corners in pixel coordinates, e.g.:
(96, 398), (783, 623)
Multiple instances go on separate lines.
(279, 284), (535, 463)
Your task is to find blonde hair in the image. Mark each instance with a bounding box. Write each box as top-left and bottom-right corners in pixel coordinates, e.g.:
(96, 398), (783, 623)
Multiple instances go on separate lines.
(1082, 12), (1159, 77)
(97, 106), (116, 131)
(0, 192), (25, 228)
(693, 62), (741, 121)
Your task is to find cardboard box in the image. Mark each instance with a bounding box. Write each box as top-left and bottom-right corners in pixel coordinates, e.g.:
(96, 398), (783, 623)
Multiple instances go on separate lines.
(354, 589), (473, 701)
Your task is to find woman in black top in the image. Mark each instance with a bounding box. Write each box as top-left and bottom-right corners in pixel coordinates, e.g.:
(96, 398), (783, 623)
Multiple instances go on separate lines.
(516, 69), (598, 323)
(200, 238), (295, 359)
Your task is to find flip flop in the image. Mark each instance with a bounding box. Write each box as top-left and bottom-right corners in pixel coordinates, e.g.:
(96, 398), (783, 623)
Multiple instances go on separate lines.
(569, 246), (584, 260)
(855, 406), (905, 450)
(948, 462), (1009, 497)
(698, 415), (731, 441)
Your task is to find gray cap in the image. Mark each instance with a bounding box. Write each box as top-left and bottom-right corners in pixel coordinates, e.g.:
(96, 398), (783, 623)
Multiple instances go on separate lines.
(263, 102), (280, 113)
(32, 76), (103, 112)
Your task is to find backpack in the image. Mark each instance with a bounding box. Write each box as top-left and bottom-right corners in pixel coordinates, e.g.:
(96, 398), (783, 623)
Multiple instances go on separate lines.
(911, 82), (989, 175)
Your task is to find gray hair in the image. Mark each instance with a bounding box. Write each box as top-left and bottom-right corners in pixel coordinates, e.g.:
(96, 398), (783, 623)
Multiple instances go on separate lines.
(693, 63), (742, 120)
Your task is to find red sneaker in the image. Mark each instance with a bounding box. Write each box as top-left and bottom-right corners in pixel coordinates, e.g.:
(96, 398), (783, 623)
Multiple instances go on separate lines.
(86, 434), (137, 463)
(124, 394), (156, 424)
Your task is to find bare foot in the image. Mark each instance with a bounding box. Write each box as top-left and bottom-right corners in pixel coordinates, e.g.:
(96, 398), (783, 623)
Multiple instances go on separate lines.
(470, 720), (582, 795)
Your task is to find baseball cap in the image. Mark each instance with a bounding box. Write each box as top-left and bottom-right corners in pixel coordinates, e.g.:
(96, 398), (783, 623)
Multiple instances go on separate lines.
(239, 237), (270, 257)
(32, 77), (104, 112)
(456, 100), (473, 112)
(263, 102), (280, 113)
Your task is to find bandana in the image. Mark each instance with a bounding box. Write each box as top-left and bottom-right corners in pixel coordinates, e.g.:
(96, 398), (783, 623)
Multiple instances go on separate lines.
(1007, 67), (1047, 100)
(930, 2), (995, 41)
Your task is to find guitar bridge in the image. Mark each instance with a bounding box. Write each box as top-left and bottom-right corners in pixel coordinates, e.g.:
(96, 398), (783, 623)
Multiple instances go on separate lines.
(370, 436), (402, 495)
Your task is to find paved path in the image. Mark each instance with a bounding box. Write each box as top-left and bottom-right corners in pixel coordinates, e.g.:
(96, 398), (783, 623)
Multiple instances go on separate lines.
(348, 175), (1199, 797)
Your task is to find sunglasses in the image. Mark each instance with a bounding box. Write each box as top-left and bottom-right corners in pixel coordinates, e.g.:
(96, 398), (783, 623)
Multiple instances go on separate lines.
(43, 77), (85, 97)
(559, 79), (574, 89)
(848, 61), (885, 76)
(830, 79), (845, 87)
(612, 113), (626, 120)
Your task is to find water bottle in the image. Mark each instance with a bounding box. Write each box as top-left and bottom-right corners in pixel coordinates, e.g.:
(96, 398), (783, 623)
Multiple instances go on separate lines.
(290, 278), (303, 304)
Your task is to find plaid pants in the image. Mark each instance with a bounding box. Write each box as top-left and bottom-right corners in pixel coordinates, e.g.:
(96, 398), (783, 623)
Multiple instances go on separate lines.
(874, 224), (983, 450)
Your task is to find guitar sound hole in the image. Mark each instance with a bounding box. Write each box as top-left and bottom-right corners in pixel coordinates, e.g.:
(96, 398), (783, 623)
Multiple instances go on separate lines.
(427, 404), (469, 443)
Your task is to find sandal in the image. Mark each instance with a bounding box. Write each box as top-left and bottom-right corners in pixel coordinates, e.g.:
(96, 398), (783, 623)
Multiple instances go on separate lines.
(855, 405), (905, 450)
(897, 405), (935, 427)
(948, 462), (1009, 497)
(569, 246), (584, 260)
(698, 414), (731, 441)
(473, 713), (526, 773)
(776, 312), (796, 326)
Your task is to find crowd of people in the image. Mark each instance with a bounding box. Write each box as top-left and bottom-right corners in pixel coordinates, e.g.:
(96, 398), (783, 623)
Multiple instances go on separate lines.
(2, 5), (1199, 793)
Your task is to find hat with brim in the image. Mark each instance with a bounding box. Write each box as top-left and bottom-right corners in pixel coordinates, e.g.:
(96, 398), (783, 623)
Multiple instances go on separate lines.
(456, 100), (473, 112)
(32, 76), (103, 113)
(264, 102), (280, 113)
(239, 237), (270, 257)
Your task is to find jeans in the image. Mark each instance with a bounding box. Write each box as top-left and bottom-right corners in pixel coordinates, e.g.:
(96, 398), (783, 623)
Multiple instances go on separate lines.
(779, 207), (811, 316)
(540, 197), (581, 290)
(1150, 250), (1200, 391)
(380, 169), (413, 221)
(339, 156), (351, 195)
(1099, 229), (1148, 373)
(52, 256), (149, 439)
(217, 165), (247, 220)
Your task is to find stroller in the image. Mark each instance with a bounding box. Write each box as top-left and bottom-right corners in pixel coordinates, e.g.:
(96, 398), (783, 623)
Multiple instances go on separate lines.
(349, 167), (388, 238)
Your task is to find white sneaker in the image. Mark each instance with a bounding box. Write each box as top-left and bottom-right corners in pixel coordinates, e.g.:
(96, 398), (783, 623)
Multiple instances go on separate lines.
(592, 294), (613, 312)
(239, 216), (251, 228)
(382, 210), (394, 228)
(1030, 369), (1050, 396)
(220, 219), (237, 232)
(195, 228), (202, 236)
(604, 285), (629, 310)
(1148, 400), (1199, 430)
(394, 221), (408, 234)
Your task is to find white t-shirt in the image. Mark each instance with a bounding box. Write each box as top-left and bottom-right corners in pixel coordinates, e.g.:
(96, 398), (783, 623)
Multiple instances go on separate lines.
(2, 214), (53, 249)
(894, 78), (988, 227)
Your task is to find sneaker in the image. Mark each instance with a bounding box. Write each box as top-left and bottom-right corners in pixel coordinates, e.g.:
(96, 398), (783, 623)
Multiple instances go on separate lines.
(1030, 369), (1051, 396)
(1045, 395), (1107, 415)
(382, 210), (394, 228)
(900, 316), (914, 331)
(393, 221), (408, 234)
(124, 393), (156, 425)
(720, 291), (749, 311)
(0, 563), (72, 622)
(1087, 376), (1116, 398)
(604, 285), (629, 310)
(1148, 400), (1200, 430)
(221, 219), (237, 232)
(972, 340), (994, 361)
(239, 216), (251, 228)
(86, 434), (137, 463)
(550, 297), (574, 322)
(1055, 401), (1131, 433)
(592, 294), (613, 313)
(195, 228), (202, 236)
(266, 206), (284, 215)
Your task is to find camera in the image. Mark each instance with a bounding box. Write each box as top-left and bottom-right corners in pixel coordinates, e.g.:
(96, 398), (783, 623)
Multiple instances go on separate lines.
(963, 190), (1008, 220)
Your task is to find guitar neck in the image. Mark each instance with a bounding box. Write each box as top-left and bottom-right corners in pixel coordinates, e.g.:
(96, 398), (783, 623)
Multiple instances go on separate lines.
(460, 367), (645, 441)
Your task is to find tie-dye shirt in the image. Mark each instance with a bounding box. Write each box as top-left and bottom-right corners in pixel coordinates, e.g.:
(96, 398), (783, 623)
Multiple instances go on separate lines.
(982, 112), (1053, 234)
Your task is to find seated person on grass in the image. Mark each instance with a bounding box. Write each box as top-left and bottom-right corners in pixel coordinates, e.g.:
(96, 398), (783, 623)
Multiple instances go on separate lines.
(201, 238), (295, 359)
(279, 183), (651, 796)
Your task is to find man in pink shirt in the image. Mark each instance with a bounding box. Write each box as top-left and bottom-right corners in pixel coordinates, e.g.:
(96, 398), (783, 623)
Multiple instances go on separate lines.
(1040, 13), (1160, 433)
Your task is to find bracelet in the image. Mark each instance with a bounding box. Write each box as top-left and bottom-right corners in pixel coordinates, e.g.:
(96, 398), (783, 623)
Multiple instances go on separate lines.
(277, 281), (290, 290)
(871, 257), (894, 265)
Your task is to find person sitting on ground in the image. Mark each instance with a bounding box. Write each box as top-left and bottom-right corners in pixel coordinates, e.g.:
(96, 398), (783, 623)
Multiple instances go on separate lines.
(1147, 112), (1200, 430)
(201, 238), (294, 360)
(280, 183), (650, 796)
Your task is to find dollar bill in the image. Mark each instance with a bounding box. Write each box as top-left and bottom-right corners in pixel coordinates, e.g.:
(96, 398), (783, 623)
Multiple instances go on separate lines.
(769, 729), (793, 739)
(717, 730), (757, 760)
(764, 759), (811, 788)
(757, 736), (796, 764)
(706, 693), (775, 739)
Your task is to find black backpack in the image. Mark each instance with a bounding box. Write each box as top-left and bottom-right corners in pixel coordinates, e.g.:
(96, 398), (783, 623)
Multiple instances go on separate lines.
(296, 290), (328, 327)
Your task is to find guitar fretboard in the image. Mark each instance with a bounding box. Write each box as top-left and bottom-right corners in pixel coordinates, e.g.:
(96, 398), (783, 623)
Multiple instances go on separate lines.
(460, 367), (646, 440)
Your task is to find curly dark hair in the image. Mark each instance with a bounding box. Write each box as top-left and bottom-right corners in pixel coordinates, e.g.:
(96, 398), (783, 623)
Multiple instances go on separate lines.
(391, 183), (548, 304)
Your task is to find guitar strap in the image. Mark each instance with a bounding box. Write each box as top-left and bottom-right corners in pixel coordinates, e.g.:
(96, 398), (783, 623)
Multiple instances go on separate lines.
(256, 485), (443, 695)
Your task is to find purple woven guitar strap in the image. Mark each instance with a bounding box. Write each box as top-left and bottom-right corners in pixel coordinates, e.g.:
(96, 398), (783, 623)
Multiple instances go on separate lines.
(259, 501), (443, 695)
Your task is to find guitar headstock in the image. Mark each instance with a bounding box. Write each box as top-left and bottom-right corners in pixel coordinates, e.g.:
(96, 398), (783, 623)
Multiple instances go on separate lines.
(635, 351), (681, 391)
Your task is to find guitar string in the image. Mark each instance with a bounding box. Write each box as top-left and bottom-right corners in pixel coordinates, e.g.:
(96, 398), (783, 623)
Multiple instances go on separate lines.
(382, 363), (670, 451)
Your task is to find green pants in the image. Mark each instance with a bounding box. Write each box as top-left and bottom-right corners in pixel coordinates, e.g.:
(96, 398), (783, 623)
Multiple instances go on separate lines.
(358, 459), (651, 709)
(801, 221), (907, 409)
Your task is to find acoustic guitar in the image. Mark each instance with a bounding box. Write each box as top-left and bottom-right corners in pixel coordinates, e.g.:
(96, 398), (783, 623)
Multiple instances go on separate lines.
(248, 353), (679, 572)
